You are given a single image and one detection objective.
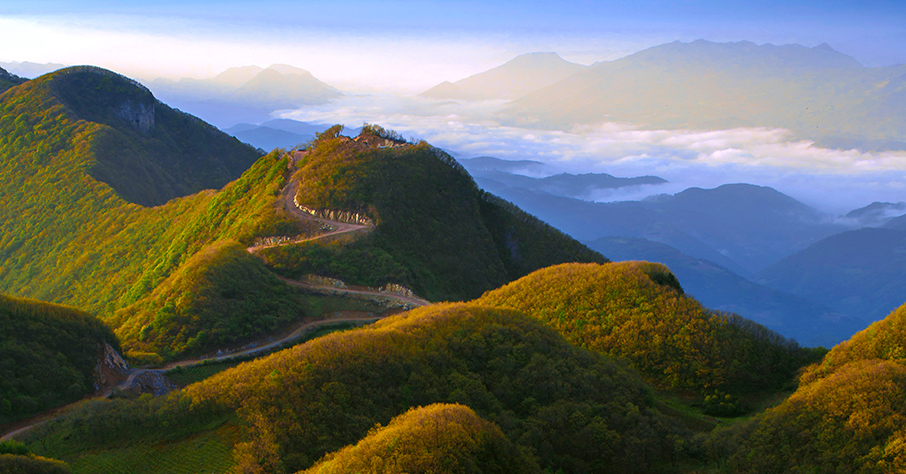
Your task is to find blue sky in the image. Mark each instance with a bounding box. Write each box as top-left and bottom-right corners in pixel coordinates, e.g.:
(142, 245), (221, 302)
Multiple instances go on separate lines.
(1, 0), (904, 89)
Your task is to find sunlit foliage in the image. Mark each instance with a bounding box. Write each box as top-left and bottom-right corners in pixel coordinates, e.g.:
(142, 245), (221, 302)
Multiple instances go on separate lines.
(0, 453), (71, 474)
(30, 304), (686, 474)
(0, 70), (301, 359)
(291, 129), (605, 300)
(802, 302), (906, 383)
(301, 403), (540, 474)
(724, 301), (906, 472)
(111, 241), (304, 360)
(475, 262), (817, 393)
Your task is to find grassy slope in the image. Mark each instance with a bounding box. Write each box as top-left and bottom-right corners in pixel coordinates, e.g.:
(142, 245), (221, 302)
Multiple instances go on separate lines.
(30, 303), (685, 474)
(0, 294), (118, 425)
(474, 262), (820, 394)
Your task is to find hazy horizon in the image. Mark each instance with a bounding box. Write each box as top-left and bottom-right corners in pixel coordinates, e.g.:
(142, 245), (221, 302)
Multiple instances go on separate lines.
(2, 0), (905, 92)
(2, 0), (904, 214)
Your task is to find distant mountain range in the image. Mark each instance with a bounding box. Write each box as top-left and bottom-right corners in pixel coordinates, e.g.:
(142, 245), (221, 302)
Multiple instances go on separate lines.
(420, 52), (586, 100)
(470, 171), (846, 276)
(458, 156), (666, 201)
(758, 228), (906, 324)
(586, 235), (863, 347)
(0, 61), (66, 79)
(147, 64), (341, 128)
(224, 119), (330, 151)
(458, 155), (906, 344)
(501, 40), (906, 150)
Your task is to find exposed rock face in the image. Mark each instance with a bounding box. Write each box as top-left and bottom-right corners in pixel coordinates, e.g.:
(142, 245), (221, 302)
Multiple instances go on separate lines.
(93, 342), (130, 392)
(116, 100), (155, 134)
(294, 196), (374, 225)
(126, 371), (178, 397)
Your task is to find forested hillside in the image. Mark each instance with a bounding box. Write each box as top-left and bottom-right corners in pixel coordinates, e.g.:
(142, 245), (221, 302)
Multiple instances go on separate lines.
(0, 66), (27, 94)
(27, 303), (687, 473)
(476, 262), (821, 395)
(286, 125), (605, 300)
(0, 294), (118, 424)
(0, 67), (607, 363)
(722, 301), (906, 472)
(0, 66), (262, 206)
(299, 403), (540, 474)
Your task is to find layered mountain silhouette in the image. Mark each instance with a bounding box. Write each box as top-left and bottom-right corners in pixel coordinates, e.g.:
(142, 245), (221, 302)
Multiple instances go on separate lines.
(473, 177), (846, 275)
(148, 64), (341, 127)
(420, 52), (586, 100)
(757, 227), (906, 324)
(459, 156), (667, 201)
(502, 40), (906, 149)
(587, 236), (863, 346)
(224, 119), (330, 151)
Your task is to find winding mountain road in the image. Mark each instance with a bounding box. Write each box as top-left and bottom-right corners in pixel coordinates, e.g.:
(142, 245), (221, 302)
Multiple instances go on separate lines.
(1, 164), (430, 441)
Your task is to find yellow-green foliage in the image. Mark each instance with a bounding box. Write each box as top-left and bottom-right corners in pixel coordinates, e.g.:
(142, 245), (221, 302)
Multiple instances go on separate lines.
(185, 303), (683, 473)
(803, 301), (906, 383)
(33, 303), (684, 474)
(475, 262), (812, 392)
(258, 238), (413, 288)
(0, 69), (302, 358)
(0, 294), (118, 424)
(289, 130), (604, 301)
(728, 359), (906, 472)
(112, 241), (304, 360)
(724, 301), (906, 472)
(301, 403), (540, 474)
(46, 67), (261, 206)
(0, 454), (71, 474)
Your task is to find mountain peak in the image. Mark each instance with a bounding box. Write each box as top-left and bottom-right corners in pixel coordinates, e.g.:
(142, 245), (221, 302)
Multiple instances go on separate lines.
(213, 65), (264, 87)
(266, 64), (313, 76)
(420, 51), (585, 100)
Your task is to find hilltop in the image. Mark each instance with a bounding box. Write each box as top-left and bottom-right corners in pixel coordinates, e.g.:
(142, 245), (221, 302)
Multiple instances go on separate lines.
(504, 40), (906, 149)
(587, 236), (862, 347)
(474, 262), (820, 395)
(719, 301), (906, 472)
(300, 404), (541, 474)
(270, 124), (606, 301)
(1, 66), (261, 206)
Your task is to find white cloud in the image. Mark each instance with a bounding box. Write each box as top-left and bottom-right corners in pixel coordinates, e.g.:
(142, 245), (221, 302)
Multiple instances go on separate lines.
(280, 95), (906, 213)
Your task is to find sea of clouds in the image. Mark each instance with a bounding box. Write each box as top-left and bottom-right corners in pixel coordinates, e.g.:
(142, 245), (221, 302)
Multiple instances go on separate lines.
(281, 93), (906, 215)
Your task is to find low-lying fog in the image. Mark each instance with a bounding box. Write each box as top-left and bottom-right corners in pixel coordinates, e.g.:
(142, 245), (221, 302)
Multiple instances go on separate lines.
(280, 93), (906, 215)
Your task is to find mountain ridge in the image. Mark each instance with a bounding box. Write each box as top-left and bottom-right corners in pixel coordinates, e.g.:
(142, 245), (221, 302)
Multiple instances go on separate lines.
(504, 39), (906, 150)
(420, 52), (586, 100)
